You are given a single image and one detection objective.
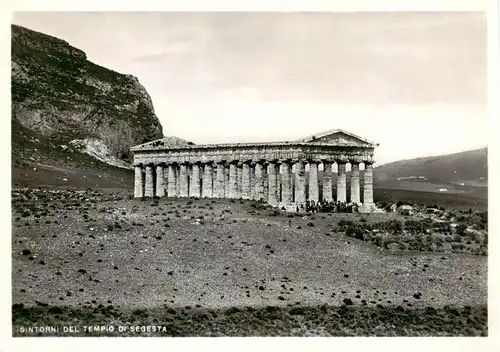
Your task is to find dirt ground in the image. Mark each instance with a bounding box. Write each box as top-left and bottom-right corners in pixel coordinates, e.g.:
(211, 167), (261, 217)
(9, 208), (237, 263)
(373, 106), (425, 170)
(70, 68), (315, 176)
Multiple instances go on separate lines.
(11, 188), (487, 336)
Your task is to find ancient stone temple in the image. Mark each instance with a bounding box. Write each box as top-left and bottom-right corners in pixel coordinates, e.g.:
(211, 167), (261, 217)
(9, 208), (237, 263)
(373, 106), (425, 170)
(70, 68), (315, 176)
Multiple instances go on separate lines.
(131, 129), (379, 212)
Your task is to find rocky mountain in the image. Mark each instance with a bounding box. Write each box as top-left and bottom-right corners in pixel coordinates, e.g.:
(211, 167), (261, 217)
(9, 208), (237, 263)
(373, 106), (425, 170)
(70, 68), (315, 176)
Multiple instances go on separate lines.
(11, 24), (163, 169)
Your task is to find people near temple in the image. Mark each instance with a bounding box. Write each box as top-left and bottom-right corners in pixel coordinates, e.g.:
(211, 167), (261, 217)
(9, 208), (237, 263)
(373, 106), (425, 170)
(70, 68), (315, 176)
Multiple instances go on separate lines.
(301, 198), (359, 214)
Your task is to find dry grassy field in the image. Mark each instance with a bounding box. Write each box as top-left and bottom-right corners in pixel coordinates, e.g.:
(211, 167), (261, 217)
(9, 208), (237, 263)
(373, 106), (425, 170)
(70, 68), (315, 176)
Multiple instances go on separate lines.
(11, 188), (487, 336)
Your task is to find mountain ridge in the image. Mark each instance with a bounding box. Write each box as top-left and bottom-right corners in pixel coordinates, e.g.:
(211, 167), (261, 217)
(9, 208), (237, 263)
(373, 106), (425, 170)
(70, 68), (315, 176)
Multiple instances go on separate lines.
(376, 147), (487, 167)
(11, 24), (164, 167)
(374, 147), (487, 187)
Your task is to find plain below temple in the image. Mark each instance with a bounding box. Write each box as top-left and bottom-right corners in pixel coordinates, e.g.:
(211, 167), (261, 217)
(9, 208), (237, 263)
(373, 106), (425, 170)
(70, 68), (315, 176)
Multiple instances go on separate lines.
(131, 129), (381, 212)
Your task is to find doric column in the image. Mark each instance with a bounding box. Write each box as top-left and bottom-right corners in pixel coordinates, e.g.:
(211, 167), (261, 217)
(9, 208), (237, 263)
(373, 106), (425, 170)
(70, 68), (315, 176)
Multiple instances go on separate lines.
(294, 160), (306, 205)
(262, 162), (269, 202)
(308, 160), (320, 202)
(202, 162), (213, 198)
(175, 164), (180, 196)
(144, 163), (154, 197)
(254, 161), (265, 201)
(224, 164), (230, 197)
(322, 161), (333, 202)
(281, 160), (293, 203)
(267, 160), (279, 206)
(215, 161), (226, 198)
(190, 162), (202, 198)
(178, 163), (189, 197)
(228, 161), (238, 198)
(241, 161), (251, 199)
(237, 162), (243, 198)
(134, 164), (144, 198)
(336, 157), (347, 202)
(155, 163), (165, 197)
(164, 164), (169, 195)
(167, 163), (177, 197)
(350, 158), (361, 204)
(250, 162), (256, 200)
(363, 160), (374, 204)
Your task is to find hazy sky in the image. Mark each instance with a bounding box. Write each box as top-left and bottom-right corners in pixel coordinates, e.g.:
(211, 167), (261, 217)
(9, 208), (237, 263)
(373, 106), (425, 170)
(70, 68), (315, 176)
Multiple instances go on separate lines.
(12, 11), (488, 165)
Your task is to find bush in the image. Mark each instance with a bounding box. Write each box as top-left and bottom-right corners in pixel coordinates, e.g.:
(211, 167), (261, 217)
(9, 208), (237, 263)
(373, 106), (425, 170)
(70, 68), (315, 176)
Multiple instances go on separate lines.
(373, 234), (383, 247)
(456, 224), (467, 236)
(338, 219), (348, 227)
(382, 235), (397, 248)
(404, 219), (431, 234)
(289, 307), (305, 315)
(432, 234), (445, 246)
(451, 243), (465, 250)
(389, 220), (403, 233)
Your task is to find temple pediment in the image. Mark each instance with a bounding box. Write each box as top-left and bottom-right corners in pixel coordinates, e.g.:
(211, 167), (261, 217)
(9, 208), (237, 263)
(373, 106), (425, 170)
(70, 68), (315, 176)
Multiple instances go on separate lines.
(296, 129), (378, 147)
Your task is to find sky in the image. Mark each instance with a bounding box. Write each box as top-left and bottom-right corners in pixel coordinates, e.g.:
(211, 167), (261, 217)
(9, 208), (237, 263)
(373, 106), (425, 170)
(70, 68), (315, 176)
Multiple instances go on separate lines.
(11, 11), (488, 165)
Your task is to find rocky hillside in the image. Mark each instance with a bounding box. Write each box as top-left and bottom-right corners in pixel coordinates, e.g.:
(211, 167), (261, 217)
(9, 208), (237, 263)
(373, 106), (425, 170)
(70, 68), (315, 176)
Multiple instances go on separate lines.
(374, 148), (487, 186)
(11, 24), (163, 168)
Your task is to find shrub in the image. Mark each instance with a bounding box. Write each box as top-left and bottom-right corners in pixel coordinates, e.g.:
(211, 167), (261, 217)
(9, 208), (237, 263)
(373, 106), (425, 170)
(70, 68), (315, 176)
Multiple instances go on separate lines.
(48, 306), (63, 314)
(451, 243), (465, 250)
(373, 234), (383, 247)
(456, 224), (467, 236)
(382, 235), (397, 249)
(388, 220), (403, 233)
(433, 234), (445, 246)
(289, 307), (305, 315)
(338, 219), (348, 227)
(354, 231), (364, 241)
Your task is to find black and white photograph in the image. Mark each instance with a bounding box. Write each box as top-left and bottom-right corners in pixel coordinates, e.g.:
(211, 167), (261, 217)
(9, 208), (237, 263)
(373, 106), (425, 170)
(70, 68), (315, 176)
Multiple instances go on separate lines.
(3, 1), (498, 349)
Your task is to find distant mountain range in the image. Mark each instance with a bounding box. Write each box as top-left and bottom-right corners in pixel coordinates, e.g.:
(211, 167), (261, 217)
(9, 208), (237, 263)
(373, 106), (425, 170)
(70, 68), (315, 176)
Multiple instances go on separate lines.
(374, 148), (487, 186)
(369, 148), (488, 207)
